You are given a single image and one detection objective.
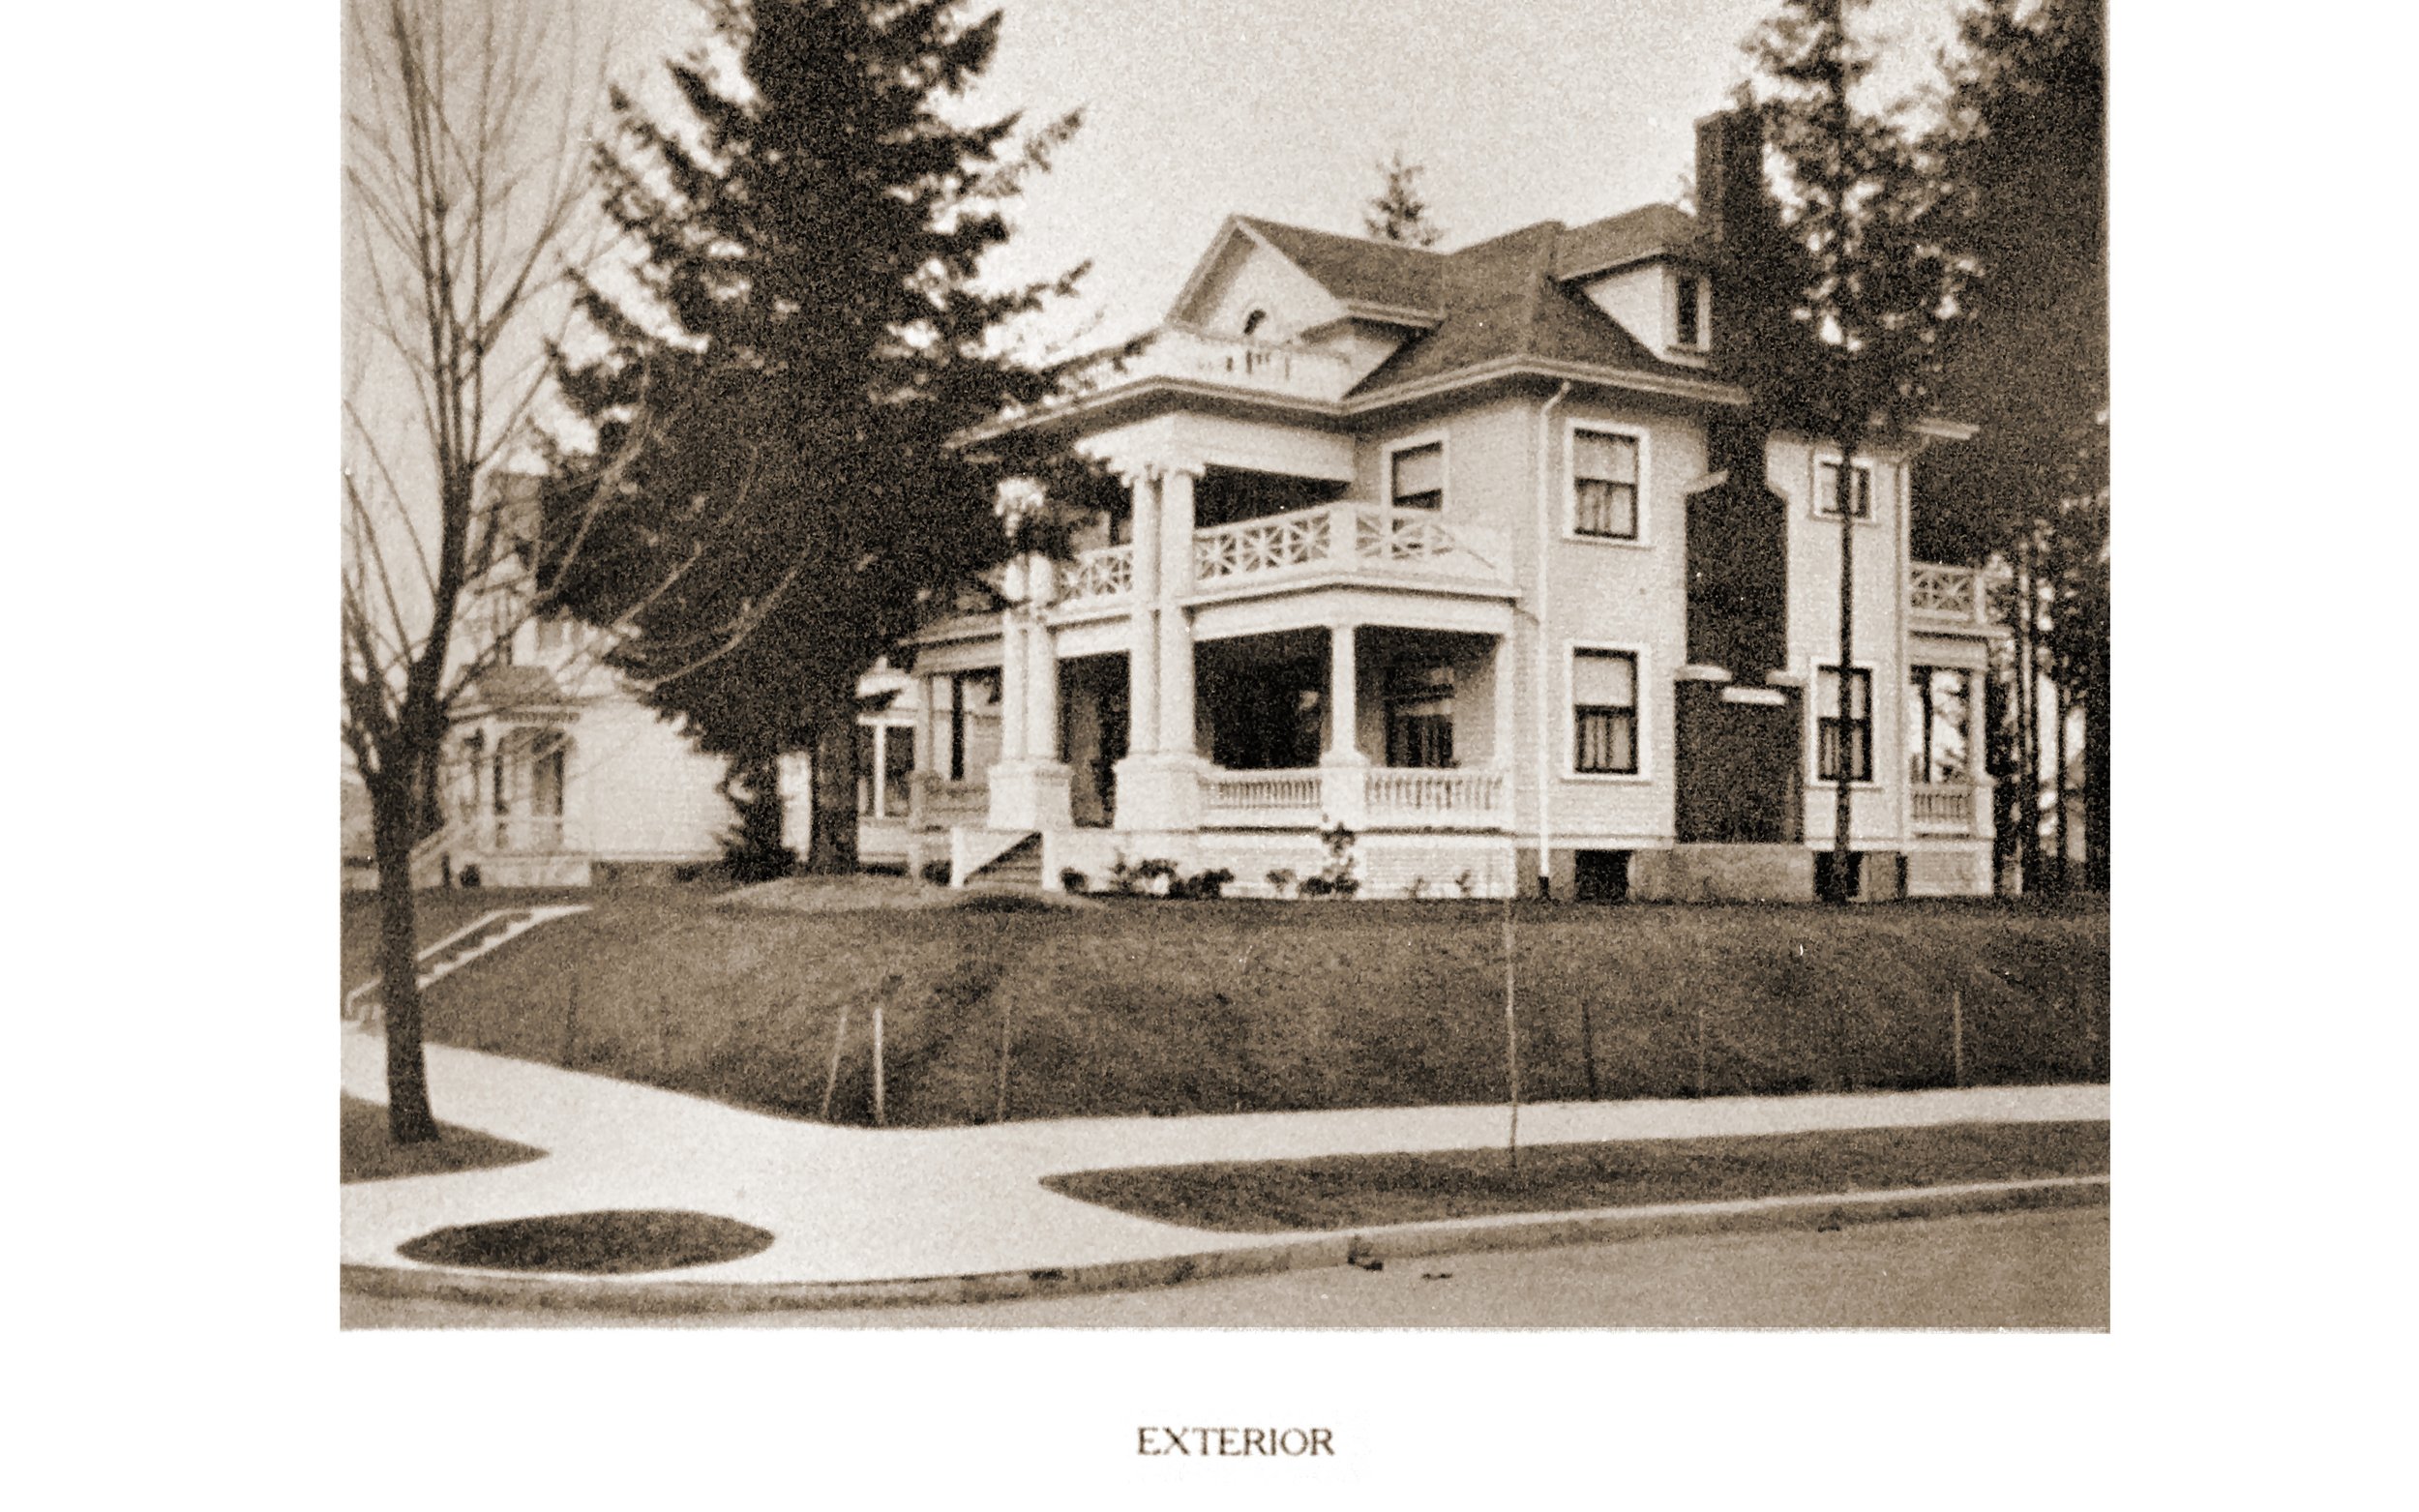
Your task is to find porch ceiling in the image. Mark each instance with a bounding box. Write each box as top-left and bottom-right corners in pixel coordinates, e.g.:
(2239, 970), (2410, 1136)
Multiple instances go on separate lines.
(1189, 584), (1514, 644)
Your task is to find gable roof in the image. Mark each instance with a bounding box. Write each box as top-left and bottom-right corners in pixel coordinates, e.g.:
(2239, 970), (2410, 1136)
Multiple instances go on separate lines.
(1552, 203), (1704, 279)
(466, 666), (571, 713)
(1232, 217), (1446, 316)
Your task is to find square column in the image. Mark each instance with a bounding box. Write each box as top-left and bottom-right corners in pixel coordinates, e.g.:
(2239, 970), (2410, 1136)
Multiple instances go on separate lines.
(988, 550), (1072, 833)
(1125, 467), (1160, 756)
(1321, 619), (1368, 828)
(1156, 464), (1200, 756)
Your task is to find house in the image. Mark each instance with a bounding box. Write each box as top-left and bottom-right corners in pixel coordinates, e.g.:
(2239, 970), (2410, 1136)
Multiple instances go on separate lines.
(889, 113), (2004, 901)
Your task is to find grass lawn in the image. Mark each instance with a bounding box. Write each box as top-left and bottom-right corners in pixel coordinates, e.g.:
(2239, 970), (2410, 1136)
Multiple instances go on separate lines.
(1042, 1119), (2110, 1232)
(340, 1094), (546, 1184)
(340, 888), (2107, 1129)
(394, 1210), (774, 1274)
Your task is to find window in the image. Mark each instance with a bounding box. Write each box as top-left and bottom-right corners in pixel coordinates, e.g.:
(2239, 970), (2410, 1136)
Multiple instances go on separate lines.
(882, 725), (913, 817)
(1386, 664), (1455, 769)
(854, 724), (880, 816)
(1812, 459), (1874, 519)
(1241, 308), (1269, 337)
(1571, 429), (1641, 539)
(1907, 667), (1971, 785)
(1572, 650), (1639, 775)
(1816, 667), (1873, 782)
(1674, 275), (1707, 349)
(1389, 441), (1444, 511)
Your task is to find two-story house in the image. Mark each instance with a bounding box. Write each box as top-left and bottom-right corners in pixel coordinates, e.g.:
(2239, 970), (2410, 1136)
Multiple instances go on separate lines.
(894, 113), (2002, 901)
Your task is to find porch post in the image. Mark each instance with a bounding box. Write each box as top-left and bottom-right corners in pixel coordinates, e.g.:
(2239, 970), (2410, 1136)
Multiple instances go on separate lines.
(1323, 619), (1368, 828)
(1493, 631), (1518, 784)
(998, 556), (1029, 763)
(986, 549), (1073, 834)
(1156, 464), (1200, 756)
(1027, 554), (1061, 761)
(1126, 466), (1161, 756)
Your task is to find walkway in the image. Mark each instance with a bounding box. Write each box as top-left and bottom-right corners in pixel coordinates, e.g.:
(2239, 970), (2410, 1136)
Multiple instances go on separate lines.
(342, 1031), (2107, 1293)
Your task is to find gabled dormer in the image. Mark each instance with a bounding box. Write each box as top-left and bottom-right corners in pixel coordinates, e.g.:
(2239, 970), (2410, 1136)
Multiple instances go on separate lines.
(1164, 216), (1445, 387)
(1554, 203), (1713, 368)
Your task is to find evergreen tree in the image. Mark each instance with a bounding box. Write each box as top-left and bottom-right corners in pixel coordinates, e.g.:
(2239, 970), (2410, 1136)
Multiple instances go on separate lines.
(540, 0), (1100, 873)
(1728, 0), (1970, 903)
(1363, 149), (1445, 247)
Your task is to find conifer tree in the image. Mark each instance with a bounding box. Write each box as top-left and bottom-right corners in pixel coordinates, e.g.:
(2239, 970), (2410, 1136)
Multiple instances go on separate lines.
(540, 0), (1100, 873)
(1363, 149), (1445, 247)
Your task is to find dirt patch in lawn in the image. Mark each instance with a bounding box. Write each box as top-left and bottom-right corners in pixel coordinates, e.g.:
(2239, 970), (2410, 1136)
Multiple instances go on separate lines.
(341, 1094), (546, 1184)
(395, 1210), (775, 1274)
(1041, 1119), (2110, 1232)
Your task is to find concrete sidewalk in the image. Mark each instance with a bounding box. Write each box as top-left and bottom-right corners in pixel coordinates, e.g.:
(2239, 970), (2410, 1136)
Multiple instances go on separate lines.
(341, 1030), (2108, 1305)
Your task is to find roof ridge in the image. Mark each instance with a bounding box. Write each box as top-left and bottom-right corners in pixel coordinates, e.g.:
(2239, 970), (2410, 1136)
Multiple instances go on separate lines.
(1235, 214), (1450, 259)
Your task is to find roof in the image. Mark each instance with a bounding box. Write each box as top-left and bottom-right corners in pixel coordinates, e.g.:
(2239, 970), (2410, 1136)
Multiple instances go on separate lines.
(1332, 218), (1712, 400)
(1552, 203), (1704, 279)
(1233, 217), (1445, 315)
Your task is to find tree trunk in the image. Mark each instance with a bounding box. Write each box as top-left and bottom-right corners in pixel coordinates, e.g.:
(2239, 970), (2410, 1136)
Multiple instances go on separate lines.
(2085, 633), (2110, 892)
(806, 709), (861, 875)
(2015, 532), (2043, 895)
(368, 774), (440, 1145)
(2051, 668), (2073, 899)
(1827, 444), (1857, 904)
(1986, 647), (2018, 895)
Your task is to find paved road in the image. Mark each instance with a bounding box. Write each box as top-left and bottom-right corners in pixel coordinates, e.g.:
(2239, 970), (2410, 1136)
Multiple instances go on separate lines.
(343, 1204), (2107, 1330)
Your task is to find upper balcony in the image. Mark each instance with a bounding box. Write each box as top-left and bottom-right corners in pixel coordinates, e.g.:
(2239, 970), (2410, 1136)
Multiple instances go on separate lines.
(1907, 563), (2000, 637)
(1055, 500), (1511, 616)
(1086, 325), (1359, 407)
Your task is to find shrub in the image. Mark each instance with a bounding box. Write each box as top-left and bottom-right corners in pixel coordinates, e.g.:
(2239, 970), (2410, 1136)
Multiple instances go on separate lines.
(1407, 875), (1429, 901)
(919, 858), (953, 887)
(1060, 868), (1089, 894)
(1315, 819), (1359, 898)
(1173, 867), (1235, 901)
(1265, 868), (1297, 899)
(458, 864), (483, 889)
(1454, 869), (1478, 898)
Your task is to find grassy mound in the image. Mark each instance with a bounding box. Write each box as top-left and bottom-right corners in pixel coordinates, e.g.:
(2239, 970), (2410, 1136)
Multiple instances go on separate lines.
(341, 1095), (546, 1184)
(396, 1210), (774, 1274)
(1044, 1119), (2110, 1232)
(358, 894), (2108, 1129)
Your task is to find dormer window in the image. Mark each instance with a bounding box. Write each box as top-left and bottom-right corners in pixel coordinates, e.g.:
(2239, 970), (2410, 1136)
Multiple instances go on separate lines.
(1674, 274), (1709, 350)
(1241, 308), (1269, 338)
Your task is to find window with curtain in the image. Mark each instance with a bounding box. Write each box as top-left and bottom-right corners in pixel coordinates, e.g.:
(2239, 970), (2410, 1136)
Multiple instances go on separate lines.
(1813, 460), (1874, 519)
(1907, 667), (1971, 784)
(1816, 667), (1873, 782)
(1389, 441), (1444, 510)
(1385, 664), (1456, 769)
(1572, 649), (1638, 774)
(1572, 429), (1640, 539)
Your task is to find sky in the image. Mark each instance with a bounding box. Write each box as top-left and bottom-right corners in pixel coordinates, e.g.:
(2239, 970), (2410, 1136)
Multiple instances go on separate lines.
(600, 0), (1971, 356)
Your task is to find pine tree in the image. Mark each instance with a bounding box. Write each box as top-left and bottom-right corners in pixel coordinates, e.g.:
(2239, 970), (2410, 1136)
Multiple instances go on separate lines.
(1728, 0), (1970, 903)
(539, 0), (1100, 873)
(1363, 149), (1445, 247)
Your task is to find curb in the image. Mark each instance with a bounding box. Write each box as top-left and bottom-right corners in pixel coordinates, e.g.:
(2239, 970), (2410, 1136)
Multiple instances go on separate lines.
(341, 1173), (2108, 1318)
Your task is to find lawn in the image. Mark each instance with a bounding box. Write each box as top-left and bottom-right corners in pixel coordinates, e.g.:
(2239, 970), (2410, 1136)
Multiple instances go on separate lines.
(340, 889), (2108, 1129)
(1041, 1119), (2110, 1231)
(340, 1094), (546, 1183)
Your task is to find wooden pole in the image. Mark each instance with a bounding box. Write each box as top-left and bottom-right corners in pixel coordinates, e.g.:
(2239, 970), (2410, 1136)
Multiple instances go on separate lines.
(1502, 892), (1521, 1172)
(821, 1001), (851, 1121)
(1951, 988), (1965, 1088)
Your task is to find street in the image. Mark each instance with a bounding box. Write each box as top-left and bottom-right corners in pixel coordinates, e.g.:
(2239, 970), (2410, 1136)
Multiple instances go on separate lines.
(343, 1203), (2107, 1330)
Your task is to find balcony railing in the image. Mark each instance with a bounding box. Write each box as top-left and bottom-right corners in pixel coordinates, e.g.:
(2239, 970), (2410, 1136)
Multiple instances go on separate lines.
(1120, 326), (1358, 404)
(1908, 563), (1988, 629)
(1191, 502), (1508, 592)
(1060, 543), (1134, 606)
(1911, 780), (1992, 836)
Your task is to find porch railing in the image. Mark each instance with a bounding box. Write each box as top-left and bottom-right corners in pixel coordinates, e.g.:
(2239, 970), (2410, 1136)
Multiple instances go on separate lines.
(1200, 768), (1326, 827)
(1060, 543), (1134, 605)
(489, 815), (568, 852)
(912, 774), (991, 830)
(1908, 563), (1987, 628)
(1363, 767), (1506, 824)
(1191, 502), (1507, 590)
(1910, 780), (1990, 836)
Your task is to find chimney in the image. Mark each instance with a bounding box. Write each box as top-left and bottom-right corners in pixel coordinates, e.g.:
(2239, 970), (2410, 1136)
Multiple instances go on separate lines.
(1693, 108), (1764, 251)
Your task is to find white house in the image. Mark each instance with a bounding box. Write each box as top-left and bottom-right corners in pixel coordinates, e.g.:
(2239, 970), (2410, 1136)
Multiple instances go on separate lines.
(887, 113), (2003, 901)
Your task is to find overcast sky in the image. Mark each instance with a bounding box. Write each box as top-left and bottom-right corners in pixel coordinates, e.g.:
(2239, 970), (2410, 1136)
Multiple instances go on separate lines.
(605, 0), (1970, 355)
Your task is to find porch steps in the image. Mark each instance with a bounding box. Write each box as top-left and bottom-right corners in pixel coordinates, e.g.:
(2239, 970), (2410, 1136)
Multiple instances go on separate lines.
(343, 904), (589, 1030)
(965, 834), (1045, 891)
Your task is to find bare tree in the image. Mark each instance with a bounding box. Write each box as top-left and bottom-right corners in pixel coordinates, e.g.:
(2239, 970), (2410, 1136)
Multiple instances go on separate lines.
(341, 0), (611, 1143)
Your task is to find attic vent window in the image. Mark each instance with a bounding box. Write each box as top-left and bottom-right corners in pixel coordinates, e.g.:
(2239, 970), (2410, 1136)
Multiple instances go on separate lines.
(1241, 308), (1269, 337)
(1675, 275), (1709, 350)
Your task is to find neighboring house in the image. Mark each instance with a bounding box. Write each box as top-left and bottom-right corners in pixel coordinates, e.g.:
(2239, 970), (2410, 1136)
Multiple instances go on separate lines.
(891, 112), (2004, 900)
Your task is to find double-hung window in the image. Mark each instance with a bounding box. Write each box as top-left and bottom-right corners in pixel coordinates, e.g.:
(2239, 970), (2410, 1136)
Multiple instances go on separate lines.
(1816, 667), (1873, 782)
(1385, 664), (1455, 769)
(1389, 441), (1444, 511)
(1674, 275), (1709, 350)
(1572, 650), (1639, 775)
(1572, 429), (1641, 540)
(1812, 459), (1874, 519)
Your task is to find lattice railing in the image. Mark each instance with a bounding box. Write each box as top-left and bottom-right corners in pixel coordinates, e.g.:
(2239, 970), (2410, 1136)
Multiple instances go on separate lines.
(1194, 508), (1336, 582)
(1191, 502), (1500, 588)
(1349, 505), (1458, 566)
(1908, 563), (1984, 624)
(1062, 544), (1134, 603)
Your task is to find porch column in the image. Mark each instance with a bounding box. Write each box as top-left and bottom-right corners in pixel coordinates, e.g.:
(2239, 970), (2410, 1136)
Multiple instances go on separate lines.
(998, 556), (1029, 762)
(1156, 464), (1200, 756)
(987, 549), (1074, 835)
(1322, 619), (1367, 827)
(1126, 466), (1160, 755)
(1026, 554), (1060, 761)
(1493, 632), (1518, 784)
(1967, 664), (1994, 837)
